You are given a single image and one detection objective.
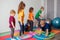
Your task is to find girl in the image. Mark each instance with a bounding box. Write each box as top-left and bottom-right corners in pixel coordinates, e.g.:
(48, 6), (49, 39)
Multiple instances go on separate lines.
(18, 1), (25, 36)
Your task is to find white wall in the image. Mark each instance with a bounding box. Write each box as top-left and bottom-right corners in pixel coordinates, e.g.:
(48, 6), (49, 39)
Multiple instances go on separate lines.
(0, 0), (20, 33)
(0, 0), (45, 33)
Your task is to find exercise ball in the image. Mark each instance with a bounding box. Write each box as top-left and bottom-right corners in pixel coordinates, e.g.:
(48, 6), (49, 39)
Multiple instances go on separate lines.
(52, 17), (60, 29)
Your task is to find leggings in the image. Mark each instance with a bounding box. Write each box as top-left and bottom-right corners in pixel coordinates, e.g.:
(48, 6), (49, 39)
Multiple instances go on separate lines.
(10, 28), (14, 38)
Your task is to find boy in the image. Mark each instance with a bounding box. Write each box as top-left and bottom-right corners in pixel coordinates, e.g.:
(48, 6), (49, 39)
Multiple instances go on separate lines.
(35, 7), (44, 26)
(39, 19), (51, 36)
(9, 10), (16, 40)
(28, 7), (34, 31)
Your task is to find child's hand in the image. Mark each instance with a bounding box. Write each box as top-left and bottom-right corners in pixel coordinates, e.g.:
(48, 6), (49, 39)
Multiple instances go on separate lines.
(46, 29), (48, 37)
(13, 27), (15, 28)
(40, 15), (43, 17)
(13, 26), (15, 28)
(39, 15), (43, 19)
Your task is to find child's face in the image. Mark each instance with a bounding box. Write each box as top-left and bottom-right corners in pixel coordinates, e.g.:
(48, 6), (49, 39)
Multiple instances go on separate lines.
(10, 12), (15, 16)
(41, 8), (44, 11)
(21, 4), (25, 9)
(40, 20), (45, 25)
(30, 10), (33, 13)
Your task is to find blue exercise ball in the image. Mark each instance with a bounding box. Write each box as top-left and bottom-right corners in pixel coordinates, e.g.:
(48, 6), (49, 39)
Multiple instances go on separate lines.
(52, 17), (60, 29)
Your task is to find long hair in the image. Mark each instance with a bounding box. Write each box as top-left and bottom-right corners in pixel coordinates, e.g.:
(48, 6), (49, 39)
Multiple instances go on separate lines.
(18, 1), (25, 14)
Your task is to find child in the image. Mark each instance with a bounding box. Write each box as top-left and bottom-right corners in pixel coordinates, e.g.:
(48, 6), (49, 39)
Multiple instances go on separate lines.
(9, 10), (16, 40)
(35, 7), (44, 26)
(18, 1), (25, 36)
(28, 7), (34, 31)
(39, 19), (51, 36)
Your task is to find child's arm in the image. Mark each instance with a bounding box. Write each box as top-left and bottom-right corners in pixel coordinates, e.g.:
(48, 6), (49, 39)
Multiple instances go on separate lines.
(39, 10), (43, 18)
(28, 13), (30, 18)
(39, 29), (42, 34)
(46, 29), (48, 36)
(39, 14), (42, 19)
(21, 12), (24, 24)
(32, 14), (34, 21)
(21, 16), (24, 24)
(11, 22), (15, 28)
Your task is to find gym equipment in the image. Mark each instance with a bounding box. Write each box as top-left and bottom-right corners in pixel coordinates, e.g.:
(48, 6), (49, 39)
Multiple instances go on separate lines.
(52, 17), (60, 29)
(35, 29), (42, 34)
(51, 29), (60, 34)
(20, 32), (36, 40)
(33, 32), (55, 40)
(28, 32), (36, 35)
(5, 37), (21, 40)
(20, 34), (32, 40)
(24, 38), (36, 40)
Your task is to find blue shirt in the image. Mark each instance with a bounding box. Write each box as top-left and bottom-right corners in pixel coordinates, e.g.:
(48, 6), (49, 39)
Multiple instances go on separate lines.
(40, 23), (51, 32)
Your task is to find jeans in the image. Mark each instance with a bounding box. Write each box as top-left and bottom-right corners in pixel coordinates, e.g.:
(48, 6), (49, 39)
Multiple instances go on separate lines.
(10, 28), (14, 38)
(18, 22), (24, 36)
(28, 20), (33, 31)
(36, 18), (40, 27)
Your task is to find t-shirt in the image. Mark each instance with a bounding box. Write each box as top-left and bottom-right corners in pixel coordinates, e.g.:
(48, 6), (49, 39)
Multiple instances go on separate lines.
(9, 16), (15, 28)
(28, 13), (34, 21)
(40, 23), (51, 32)
(18, 10), (24, 23)
(35, 10), (42, 19)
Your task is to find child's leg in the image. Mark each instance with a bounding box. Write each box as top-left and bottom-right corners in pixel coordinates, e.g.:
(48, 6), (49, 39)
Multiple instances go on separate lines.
(36, 18), (40, 27)
(24, 24), (28, 31)
(22, 24), (24, 34)
(18, 22), (22, 36)
(30, 21), (33, 31)
(10, 28), (14, 38)
(27, 20), (31, 31)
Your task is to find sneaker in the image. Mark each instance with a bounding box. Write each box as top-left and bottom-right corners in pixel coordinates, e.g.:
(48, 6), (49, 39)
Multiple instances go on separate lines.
(22, 34), (26, 37)
(29, 31), (32, 33)
(20, 35), (24, 38)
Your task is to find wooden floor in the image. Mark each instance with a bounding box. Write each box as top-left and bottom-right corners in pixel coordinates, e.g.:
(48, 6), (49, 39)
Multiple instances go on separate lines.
(52, 33), (60, 40)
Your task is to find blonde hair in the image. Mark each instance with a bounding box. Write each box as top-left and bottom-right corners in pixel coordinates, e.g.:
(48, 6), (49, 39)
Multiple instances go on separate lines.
(10, 10), (16, 14)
